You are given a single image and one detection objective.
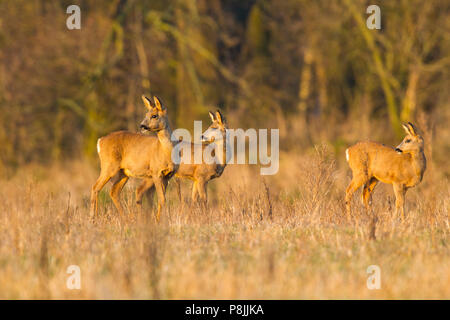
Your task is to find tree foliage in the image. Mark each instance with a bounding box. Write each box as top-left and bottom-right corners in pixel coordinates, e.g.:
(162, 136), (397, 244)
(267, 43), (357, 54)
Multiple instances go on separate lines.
(0, 0), (448, 169)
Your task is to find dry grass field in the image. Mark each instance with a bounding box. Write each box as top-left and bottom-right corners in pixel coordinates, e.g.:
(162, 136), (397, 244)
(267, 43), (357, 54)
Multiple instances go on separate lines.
(0, 128), (448, 299)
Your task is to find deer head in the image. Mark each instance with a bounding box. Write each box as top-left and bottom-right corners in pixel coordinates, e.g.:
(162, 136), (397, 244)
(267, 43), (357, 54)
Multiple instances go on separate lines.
(201, 110), (228, 143)
(140, 95), (169, 133)
(395, 122), (424, 155)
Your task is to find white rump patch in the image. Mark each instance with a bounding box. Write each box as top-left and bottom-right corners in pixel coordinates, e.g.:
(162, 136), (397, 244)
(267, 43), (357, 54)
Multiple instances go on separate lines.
(345, 148), (349, 162)
(97, 138), (101, 154)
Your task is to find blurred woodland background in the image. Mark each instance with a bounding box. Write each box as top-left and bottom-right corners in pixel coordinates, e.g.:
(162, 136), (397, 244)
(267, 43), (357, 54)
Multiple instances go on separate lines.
(0, 0), (448, 174)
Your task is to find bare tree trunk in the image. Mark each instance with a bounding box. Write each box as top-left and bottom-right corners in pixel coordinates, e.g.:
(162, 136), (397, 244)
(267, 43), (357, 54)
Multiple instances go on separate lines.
(401, 68), (419, 122)
(126, 80), (137, 132)
(129, 8), (150, 131)
(343, 0), (403, 138)
(315, 55), (328, 118)
(175, 0), (202, 129)
(297, 49), (313, 117)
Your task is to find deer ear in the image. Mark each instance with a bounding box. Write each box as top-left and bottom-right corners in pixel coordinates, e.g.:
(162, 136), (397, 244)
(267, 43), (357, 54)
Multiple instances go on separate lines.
(407, 122), (418, 136)
(209, 111), (216, 122)
(142, 95), (154, 110)
(153, 96), (165, 112)
(215, 110), (224, 124)
(402, 123), (411, 135)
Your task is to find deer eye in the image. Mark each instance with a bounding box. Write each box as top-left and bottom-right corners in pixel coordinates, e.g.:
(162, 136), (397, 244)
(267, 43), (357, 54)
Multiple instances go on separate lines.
(405, 139), (411, 143)
(151, 115), (158, 119)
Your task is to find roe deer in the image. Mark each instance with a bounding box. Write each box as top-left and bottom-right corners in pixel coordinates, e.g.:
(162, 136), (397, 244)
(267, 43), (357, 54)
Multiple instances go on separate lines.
(90, 95), (175, 221)
(137, 110), (229, 206)
(345, 122), (426, 220)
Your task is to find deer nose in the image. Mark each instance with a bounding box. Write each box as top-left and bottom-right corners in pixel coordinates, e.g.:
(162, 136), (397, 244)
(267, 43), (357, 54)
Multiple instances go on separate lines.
(140, 124), (150, 130)
(395, 148), (403, 153)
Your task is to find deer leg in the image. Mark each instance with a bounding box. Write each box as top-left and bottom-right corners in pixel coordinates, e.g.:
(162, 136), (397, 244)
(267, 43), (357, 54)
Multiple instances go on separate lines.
(175, 177), (182, 204)
(163, 176), (169, 191)
(345, 174), (368, 219)
(197, 179), (208, 209)
(393, 183), (406, 221)
(90, 166), (118, 219)
(153, 176), (167, 222)
(191, 181), (199, 203)
(362, 177), (378, 211)
(136, 178), (154, 215)
(145, 186), (156, 211)
(110, 171), (129, 219)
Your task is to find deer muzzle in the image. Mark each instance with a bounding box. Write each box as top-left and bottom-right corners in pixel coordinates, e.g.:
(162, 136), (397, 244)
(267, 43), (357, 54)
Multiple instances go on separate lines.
(201, 135), (215, 143)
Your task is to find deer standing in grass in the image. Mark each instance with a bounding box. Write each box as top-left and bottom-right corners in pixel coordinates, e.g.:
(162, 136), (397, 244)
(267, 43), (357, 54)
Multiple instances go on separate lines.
(90, 95), (175, 221)
(345, 122), (426, 220)
(138, 110), (229, 206)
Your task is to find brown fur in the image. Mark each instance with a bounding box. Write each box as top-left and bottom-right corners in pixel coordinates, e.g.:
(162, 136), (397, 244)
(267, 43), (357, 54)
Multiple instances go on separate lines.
(90, 95), (175, 221)
(345, 122), (426, 219)
(137, 110), (228, 206)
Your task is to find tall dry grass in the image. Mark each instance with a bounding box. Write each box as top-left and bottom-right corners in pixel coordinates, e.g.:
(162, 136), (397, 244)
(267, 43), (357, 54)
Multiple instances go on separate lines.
(0, 133), (448, 299)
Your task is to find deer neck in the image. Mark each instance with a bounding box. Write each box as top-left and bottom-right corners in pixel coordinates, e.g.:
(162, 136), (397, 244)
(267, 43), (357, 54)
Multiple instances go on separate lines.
(409, 150), (426, 183)
(215, 131), (228, 168)
(156, 124), (174, 159)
